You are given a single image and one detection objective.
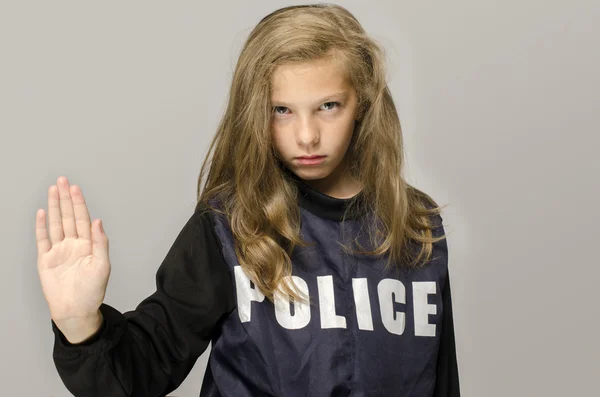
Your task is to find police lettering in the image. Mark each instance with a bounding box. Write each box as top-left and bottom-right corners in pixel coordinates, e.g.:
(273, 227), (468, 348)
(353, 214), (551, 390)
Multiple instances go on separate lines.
(234, 266), (437, 337)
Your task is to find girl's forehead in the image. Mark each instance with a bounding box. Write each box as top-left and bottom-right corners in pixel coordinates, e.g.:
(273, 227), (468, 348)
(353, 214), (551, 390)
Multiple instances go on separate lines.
(273, 54), (347, 77)
(271, 60), (351, 94)
(271, 78), (352, 106)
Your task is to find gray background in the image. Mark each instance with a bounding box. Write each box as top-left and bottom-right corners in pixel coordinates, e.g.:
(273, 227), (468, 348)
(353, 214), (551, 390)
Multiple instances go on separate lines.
(1, 0), (598, 396)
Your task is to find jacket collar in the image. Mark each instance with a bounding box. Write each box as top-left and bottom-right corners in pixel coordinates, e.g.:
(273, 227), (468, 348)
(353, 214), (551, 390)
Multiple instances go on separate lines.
(283, 166), (366, 222)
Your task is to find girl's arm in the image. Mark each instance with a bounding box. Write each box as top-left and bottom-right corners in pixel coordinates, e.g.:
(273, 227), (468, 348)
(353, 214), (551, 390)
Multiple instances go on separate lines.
(431, 212), (460, 396)
(433, 274), (461, 396)
(50, 205), (235, 397)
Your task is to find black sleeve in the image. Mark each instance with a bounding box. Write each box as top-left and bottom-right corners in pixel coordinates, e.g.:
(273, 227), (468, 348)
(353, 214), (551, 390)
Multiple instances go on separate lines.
(433, 274), (461, 396)
(432, 215), (461, 397)
(50, 205), (236, 397)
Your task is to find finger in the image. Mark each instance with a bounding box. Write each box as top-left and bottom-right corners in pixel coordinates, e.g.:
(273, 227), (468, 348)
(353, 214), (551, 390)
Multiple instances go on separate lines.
(35, 209), (51, 258)
(47, 185), (64, 245)
(92, 219), (110, 263)
(57, 176), (77, 238)
(70, 184), (92, 240)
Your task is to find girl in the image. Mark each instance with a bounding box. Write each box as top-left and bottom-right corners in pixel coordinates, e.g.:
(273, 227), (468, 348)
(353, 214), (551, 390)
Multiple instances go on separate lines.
(37, 3), (460, 396)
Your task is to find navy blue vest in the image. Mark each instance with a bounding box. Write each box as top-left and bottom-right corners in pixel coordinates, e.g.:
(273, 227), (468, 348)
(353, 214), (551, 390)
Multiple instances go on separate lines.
(202, 175), (449, 396)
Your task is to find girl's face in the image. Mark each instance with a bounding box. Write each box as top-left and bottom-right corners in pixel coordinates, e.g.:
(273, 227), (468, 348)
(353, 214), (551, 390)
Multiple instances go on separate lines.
(270, 56), (361, 199)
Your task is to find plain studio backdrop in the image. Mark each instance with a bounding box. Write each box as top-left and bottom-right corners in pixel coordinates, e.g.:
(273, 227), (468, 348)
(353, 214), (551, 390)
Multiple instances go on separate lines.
(1, 1), (597, 396)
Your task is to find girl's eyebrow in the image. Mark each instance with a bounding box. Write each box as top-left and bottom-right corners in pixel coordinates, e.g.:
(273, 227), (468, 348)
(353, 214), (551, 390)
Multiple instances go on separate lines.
(271, 91), (349, 107)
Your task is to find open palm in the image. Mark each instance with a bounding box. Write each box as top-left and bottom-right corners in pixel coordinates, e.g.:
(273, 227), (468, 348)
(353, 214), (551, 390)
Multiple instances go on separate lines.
(35, 176), (111, 322)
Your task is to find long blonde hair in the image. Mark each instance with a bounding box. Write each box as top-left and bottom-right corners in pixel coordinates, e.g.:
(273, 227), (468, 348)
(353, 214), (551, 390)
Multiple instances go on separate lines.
(195, 3), (447, 304)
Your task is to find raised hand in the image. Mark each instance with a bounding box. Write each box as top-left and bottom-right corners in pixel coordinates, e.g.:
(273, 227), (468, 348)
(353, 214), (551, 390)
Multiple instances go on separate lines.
(35, 176), (110, 331)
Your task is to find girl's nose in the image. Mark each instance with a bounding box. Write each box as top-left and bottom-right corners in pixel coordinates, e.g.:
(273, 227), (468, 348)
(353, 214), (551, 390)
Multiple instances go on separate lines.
(296, 117), (320, 147)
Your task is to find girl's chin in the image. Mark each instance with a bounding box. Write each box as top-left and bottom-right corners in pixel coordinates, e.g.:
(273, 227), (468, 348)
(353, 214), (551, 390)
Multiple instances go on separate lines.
(292, 166), (330, 178)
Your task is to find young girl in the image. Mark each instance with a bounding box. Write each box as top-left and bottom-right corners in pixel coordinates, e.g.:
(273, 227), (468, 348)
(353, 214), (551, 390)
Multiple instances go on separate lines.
(36, 4), (460, 396)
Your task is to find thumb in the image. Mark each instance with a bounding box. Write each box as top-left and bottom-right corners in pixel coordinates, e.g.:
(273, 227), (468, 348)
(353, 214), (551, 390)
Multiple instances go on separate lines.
(92, 219), (110, 262)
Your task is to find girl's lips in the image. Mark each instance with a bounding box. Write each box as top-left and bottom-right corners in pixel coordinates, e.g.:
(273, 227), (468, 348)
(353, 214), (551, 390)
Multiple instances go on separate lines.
(296, 156), (326, 165)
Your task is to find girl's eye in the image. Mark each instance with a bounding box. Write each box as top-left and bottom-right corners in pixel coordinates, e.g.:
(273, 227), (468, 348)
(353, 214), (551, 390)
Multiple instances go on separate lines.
(273, 106), (289, 115)
(321, 101), (340, 111)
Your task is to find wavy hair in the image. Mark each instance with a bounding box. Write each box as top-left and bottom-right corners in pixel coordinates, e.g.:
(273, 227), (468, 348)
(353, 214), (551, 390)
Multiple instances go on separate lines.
(195, 3), (447, 304)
